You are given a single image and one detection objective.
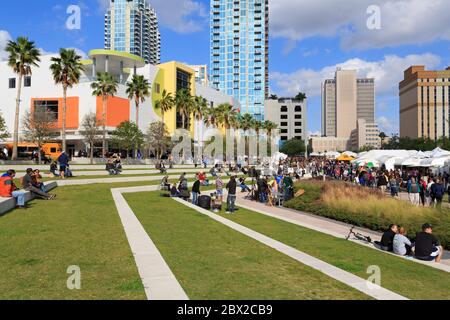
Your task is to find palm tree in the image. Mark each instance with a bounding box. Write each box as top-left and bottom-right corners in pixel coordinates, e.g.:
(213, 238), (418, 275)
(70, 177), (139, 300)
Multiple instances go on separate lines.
(50, 48), (84, 152)
(192, 96), (208, 123)
(91, 72), (118, 157)
(126, 74), (151, 127)
(154, 90), (174, 125)
(263, 120), (278, 137)
(294, 92), (307, 102)
(239, 113), (255, 134)
(175, 89), (193, 130)
(216, 103), (238, 129)
(6, 37), (41, 160)
(203, 106), (220, 128)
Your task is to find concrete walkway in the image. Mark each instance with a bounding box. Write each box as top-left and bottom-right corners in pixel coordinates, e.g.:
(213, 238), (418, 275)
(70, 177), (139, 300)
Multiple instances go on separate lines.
(55, 173), (197, 186)
(174, 198), (407, 300)
(111, 185), (188, 300)
(233, 192), (450, 272)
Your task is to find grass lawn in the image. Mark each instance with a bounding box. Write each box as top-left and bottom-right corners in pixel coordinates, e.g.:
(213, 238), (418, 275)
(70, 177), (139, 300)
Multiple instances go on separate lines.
(124, 192), (370, 300)
(217, 206), (450, 300)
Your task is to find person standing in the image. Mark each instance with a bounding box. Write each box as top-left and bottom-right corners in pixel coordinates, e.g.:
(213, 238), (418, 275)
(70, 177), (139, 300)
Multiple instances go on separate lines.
(226, 176), (237, 214)
(191, 175), (201, 206)
(430, 178), (445, 208)
(407, 177), (420, 206)
(283, 174), (294, 202)
(215, 175), (224, 203)
(57, 151), (70, 180)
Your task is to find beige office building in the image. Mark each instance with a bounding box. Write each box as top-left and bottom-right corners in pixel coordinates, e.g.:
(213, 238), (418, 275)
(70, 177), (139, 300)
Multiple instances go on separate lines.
(399, 66), (450, 139)
(322, 69), (375, 138)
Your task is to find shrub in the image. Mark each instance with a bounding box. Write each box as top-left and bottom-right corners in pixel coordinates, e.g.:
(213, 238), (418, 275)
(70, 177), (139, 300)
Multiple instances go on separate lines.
(285, 181), (450, 249)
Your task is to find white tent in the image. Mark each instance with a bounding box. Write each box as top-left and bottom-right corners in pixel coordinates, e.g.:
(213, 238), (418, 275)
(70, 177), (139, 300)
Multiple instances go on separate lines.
(419, 156), (450, 167)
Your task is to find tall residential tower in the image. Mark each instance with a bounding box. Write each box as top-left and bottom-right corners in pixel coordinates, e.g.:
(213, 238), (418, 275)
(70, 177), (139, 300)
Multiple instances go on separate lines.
(210, 0), (269, 121)
(104, 0), (161, 65)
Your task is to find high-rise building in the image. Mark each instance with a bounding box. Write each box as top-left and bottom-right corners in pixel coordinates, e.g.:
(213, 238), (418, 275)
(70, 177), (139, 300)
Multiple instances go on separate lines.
(322, 69), (375, 138)
(104, 0), (161, 65)
(189, 65), (209, 85)
(210, 0), (269, 121)
(399, 66), (450, 139)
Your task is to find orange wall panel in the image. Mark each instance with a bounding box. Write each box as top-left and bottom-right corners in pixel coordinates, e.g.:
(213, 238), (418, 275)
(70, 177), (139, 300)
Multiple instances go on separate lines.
(30, 97), (79, 129)
(96, 96), (130, 127)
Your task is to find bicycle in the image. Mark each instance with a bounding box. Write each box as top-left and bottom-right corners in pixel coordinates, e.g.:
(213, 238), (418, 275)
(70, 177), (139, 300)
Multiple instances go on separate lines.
(346, 226), (372, 243)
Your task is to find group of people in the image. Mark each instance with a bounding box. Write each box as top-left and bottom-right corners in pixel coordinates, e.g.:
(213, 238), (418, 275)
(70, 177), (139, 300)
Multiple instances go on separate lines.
(105, 154), (122, 175)
(0, 168), (56, 209)
(49, 151), (72, 179)
(378, 223), (443, 262)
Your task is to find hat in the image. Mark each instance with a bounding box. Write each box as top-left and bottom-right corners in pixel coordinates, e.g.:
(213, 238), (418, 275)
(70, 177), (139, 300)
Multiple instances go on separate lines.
(422, 223), (433, 230)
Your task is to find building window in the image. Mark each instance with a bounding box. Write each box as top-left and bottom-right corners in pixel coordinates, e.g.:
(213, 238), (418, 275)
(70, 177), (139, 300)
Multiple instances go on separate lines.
(280, 122), (288, 127)
(295, 115), (302, 119)
(154, 83), (161, 94)
(295, 122), (302, 126)
(33, 100), (59, 122)
(280, 106), (288, 112)
(295, 106), (302, 112)
(281, 136), (288, 141)
(24, 76), (31, 87)
(280, 115), (288, 120)
(295, 129), (302, 134)
(8, 78), (16, 89)
(280, 129), (288, 134)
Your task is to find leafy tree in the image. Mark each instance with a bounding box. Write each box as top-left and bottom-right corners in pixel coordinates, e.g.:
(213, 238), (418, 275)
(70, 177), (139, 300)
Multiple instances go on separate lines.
(280, 138), (306, 157)
(126, 74), (151, 127)
(269, 94), (278, 100)
(155, 90), (174, 124)
(0, 113), (10, 141)
(175, 89), (193, 129)
(294, 92), (307, 102)
(6, 36), (41, 160)
(91, 72), (118, 157)
(146, 122), (172, 159)
(50, 48), (84, 151)
(80, 112), (102, 164)
(216, 103), (238, 129)
(110, 121), (144, 158)
(22, 109), (55, 164)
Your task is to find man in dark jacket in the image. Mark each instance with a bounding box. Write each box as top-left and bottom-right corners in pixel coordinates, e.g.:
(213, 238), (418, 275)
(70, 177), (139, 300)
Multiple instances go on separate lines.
(378, 224), (398, 251)
(226, 176), (237, 214)
(191, 175), (201, 205)
(430, 179), (445, 208)
(57, 151), (70, 179)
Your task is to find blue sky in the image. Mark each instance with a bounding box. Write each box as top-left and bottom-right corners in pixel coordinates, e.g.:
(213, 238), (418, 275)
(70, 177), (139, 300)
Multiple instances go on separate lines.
(1, 0), (450, 136)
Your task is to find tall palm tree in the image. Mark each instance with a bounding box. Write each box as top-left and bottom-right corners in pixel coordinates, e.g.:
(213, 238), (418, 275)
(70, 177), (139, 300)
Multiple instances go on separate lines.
(126, 74), (151, 127)
(192, 96), (208, 123)
(263, 120), (278, 137)
(216, 103), (238, 129)
(239, 113), (255, 134)
(91, 72), (118, 157)
(6, 37), (41, 160)
(175, 89), (193, 130)
(203, 106), (220, 128)
(50, 48), (84, 152)
(154, 90), (174, 125)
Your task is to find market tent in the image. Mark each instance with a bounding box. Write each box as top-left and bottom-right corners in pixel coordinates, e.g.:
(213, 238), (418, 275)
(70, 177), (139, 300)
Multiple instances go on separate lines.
(343, 151), (358, 158)
(402, 157), (422, 167)
(419, 156), (450, 167)
(336, 154), (355, 161)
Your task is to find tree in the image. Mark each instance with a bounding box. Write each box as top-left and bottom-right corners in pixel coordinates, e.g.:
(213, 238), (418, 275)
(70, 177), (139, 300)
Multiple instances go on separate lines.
(280, 138), (306, 157)
(110, 121), (144, 158)
(50, 48), (84, 152)
(126, 74), (151, 126)
(379, 132), (387, 148)
(146, 122), (172, 159)
(216, 103), (238, 129)
(294, 92), (307, 102)
(269, 94), (278, 100)
(80, 113), (102, 164)
(155, 90), (174, 125)
(6, 36), (41, 160)
(0, 113), (10, 141)
(175, 89), (193, 129)
(22, 109), (55, 164)
(91, 72), (118, 157)
(203, 106), (220, 128)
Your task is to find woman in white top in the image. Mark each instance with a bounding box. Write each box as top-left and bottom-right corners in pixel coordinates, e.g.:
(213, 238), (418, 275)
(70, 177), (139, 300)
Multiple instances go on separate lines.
(393, 227), (413, 256)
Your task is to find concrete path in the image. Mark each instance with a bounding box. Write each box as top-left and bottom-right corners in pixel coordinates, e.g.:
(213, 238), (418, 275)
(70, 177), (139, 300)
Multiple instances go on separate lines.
(174, 198), (407, 300)
(0, 164), (206, 171)
(111, 186), (188, 300)
(55, 173), (197, 186)
(233, 192), (450, 272)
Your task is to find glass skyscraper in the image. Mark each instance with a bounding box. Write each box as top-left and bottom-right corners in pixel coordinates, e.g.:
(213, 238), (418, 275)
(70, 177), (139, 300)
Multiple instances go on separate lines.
(210, 0), (269, 121)
(105, 0), (161, 65)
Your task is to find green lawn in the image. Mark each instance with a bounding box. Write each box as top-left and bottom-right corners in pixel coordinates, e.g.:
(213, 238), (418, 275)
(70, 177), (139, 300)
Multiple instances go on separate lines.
(218, 206), (450, 300)
(124, 192), (369, 300)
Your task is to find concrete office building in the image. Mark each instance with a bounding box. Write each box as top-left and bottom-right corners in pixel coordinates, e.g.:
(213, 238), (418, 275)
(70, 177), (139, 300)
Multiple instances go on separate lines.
(399, 66), (450, 140)
(350, 119), (381, 150)
(264, 98), (308, 142)
(104, 0), (161, 65)
(210, 0), (269, 120)
(189, 65), (209, 85)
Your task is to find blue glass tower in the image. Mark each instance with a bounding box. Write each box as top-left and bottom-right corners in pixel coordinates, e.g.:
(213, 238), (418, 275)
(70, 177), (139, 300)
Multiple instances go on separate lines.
(105, 0), (161, 65)
(210, 0), (269, 121)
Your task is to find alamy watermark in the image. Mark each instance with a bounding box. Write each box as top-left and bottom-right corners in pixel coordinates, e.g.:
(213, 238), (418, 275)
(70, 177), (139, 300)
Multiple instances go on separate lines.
(67, 265), (81, 290)
(367, 5), (382, 30)
(66, 5), (81, 30)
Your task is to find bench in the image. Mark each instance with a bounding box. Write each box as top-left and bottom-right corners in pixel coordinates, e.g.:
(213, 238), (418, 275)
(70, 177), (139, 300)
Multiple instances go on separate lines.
(0, 181), (58, 216)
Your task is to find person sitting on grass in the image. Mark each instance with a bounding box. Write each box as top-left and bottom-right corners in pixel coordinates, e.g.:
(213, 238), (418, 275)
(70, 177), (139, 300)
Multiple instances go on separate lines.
(0, 170), (27, 209)
(377, 224), (398, 251)
(393, 227), (414, 256)
(199, 171), (209, 186)
(50, 161), (59, 177)
(170, 184), (180, 198)
(239, 177), (251, 193)
(414, 223), (443, 263)
(160, 175), (170, 191)
(22, 168), (56, 200)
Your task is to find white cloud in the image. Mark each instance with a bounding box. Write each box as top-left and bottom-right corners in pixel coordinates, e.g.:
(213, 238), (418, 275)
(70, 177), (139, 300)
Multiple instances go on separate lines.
(0, 30), (12, 61)
(270, 53), (442, 97)
(271, 0), (450, 50)
(98, 0), (208, 33)
(377, 116), (398, 135)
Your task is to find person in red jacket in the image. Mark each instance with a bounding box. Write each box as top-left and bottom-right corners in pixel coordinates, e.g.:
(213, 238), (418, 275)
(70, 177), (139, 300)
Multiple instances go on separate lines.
(0, 170), (26, 209)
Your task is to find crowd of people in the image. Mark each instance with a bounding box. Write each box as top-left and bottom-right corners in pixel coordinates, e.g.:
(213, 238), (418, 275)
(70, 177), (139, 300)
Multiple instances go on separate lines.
(377, 223), (443, 262)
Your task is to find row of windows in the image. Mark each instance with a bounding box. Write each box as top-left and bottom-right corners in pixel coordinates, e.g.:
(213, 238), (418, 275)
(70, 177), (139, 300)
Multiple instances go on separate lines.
(281, 115), (302, 120)
(280, 122), (303, 127)
(280, 105), (302, 112)
(8, 77), (31, 89)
